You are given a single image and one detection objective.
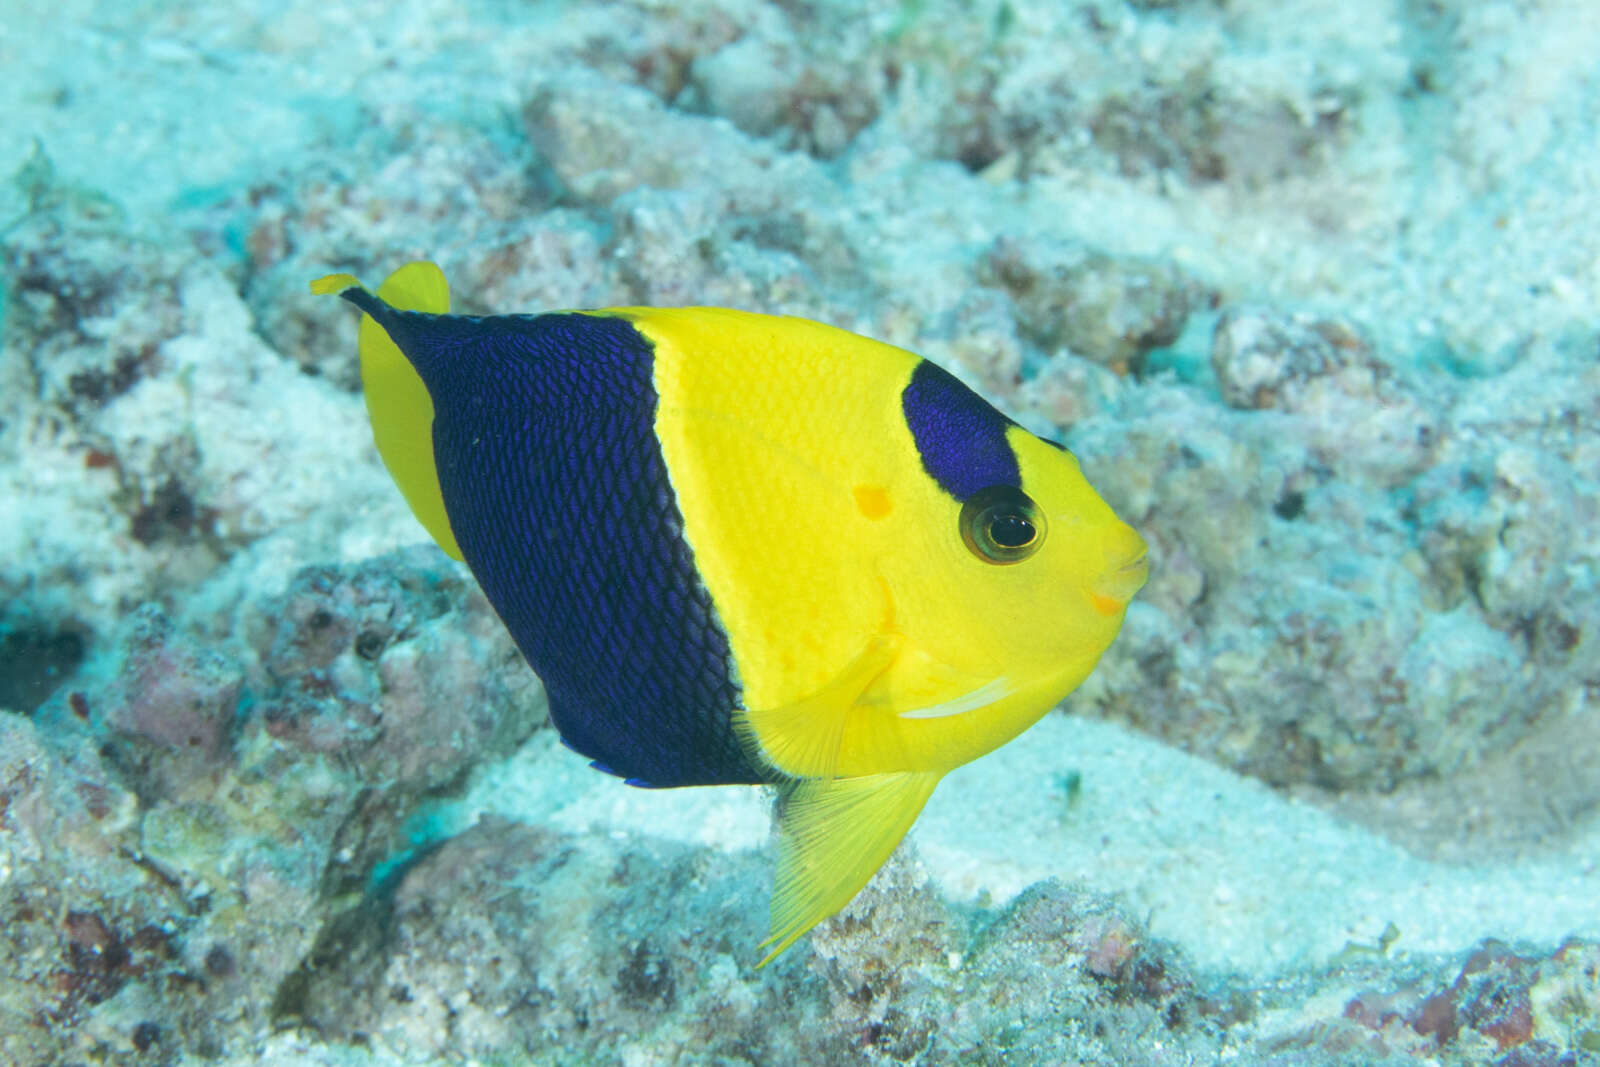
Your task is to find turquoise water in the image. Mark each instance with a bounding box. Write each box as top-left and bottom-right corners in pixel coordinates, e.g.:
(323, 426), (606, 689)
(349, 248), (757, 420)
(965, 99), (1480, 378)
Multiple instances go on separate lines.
(2, 1), (1597, 1063)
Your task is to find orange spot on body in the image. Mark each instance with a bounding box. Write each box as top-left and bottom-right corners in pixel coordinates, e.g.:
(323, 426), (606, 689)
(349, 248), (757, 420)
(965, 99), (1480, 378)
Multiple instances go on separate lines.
(853, 485), (892, 519)
(1091, 593), (1123, 617)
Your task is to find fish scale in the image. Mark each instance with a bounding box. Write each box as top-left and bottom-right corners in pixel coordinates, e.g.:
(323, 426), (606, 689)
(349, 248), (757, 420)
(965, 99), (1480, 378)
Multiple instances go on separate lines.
(399, 308), (763, 788)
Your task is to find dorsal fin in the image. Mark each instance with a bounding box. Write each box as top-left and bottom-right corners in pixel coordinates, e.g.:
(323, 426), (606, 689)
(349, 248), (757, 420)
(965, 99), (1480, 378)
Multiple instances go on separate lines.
(314, 262), (463, 560)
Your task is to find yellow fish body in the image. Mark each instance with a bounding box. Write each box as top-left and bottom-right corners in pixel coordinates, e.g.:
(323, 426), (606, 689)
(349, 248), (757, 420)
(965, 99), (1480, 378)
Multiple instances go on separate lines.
(312, 262), (1148, 962)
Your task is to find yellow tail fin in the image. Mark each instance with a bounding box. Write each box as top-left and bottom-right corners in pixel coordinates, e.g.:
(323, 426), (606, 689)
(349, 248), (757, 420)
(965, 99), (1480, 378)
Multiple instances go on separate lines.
(758, 770), (941, 967)
(311, 262), (463, 561)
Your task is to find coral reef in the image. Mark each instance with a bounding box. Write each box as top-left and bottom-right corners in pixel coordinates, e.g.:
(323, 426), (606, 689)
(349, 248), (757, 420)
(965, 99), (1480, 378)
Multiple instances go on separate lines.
(3, 549), (541, 1063)
(2, 0), (1598, 1063)
(980, 234), (1210, 376)
(1279, 938), (1600, 1063)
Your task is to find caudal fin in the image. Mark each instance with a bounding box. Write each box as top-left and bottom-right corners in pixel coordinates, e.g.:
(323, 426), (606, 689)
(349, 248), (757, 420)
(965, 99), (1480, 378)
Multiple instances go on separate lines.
(310, 262), (463, 561)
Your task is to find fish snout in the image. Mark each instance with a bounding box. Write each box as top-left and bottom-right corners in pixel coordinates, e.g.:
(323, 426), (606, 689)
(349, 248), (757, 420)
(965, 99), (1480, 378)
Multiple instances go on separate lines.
(1089, 523), (1149, 616)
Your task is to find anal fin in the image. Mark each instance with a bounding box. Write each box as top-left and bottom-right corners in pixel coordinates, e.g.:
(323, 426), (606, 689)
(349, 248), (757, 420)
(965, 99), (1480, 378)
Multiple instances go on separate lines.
(758, 769), (941, 967)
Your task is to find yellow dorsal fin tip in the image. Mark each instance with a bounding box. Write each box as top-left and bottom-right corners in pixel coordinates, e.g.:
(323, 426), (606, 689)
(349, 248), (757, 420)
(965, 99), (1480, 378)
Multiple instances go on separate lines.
(320, 261), (464, 562)
(376, 261), (450, 314)
(310, 272), (363, 295)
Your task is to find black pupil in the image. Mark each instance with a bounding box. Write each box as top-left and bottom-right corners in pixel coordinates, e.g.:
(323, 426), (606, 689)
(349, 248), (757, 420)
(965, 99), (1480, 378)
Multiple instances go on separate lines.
(988, 512), (1035, 548)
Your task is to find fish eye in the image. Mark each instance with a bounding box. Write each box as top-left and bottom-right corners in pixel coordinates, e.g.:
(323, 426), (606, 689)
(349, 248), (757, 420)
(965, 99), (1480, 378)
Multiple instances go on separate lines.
(960, 485), (1046, 565)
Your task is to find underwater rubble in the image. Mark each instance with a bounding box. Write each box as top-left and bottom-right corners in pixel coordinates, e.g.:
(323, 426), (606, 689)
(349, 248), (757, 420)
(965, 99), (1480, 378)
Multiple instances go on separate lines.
(3, 547), (541, 1063)
(3, 0), (1599, 1063)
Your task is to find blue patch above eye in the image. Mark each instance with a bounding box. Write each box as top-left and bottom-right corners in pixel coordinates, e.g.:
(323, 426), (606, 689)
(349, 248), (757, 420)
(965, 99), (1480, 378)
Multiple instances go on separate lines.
(900, 360), (1020, 500)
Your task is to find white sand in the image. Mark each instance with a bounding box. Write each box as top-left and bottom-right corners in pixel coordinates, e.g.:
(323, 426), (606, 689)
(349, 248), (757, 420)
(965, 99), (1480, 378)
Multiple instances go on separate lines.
(448, 707), (1600, 977)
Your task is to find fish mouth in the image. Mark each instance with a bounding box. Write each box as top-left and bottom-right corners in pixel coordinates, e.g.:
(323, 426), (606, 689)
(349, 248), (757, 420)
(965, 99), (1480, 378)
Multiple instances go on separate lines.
(1090, 526), (1150, 614)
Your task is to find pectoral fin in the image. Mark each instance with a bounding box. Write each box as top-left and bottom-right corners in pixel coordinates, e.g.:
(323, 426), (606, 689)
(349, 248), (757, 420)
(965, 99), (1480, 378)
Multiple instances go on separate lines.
(758, 769), (941, 967)
(737, 633), (903, 780)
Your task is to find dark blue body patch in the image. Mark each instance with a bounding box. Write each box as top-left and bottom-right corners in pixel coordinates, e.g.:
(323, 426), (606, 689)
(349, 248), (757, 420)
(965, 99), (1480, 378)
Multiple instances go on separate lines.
(349, 296), (768, 788)
(900, 359), (1020, 499)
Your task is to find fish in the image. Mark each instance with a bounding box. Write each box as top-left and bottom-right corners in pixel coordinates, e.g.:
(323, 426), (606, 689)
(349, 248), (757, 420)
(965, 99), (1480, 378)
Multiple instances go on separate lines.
(311, 261), (1148, 964)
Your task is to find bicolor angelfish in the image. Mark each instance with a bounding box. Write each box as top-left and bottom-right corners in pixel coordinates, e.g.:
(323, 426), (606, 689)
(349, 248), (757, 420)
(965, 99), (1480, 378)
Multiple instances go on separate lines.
(311, 262), (1148, 963)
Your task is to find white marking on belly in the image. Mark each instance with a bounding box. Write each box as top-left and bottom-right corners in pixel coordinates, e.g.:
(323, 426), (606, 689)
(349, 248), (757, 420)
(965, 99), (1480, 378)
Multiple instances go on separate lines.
(896, 677), (1011, 719)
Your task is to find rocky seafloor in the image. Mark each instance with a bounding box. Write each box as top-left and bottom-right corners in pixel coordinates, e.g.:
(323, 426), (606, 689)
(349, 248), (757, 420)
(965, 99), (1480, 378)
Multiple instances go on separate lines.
(2, 0), (1598, 1063)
